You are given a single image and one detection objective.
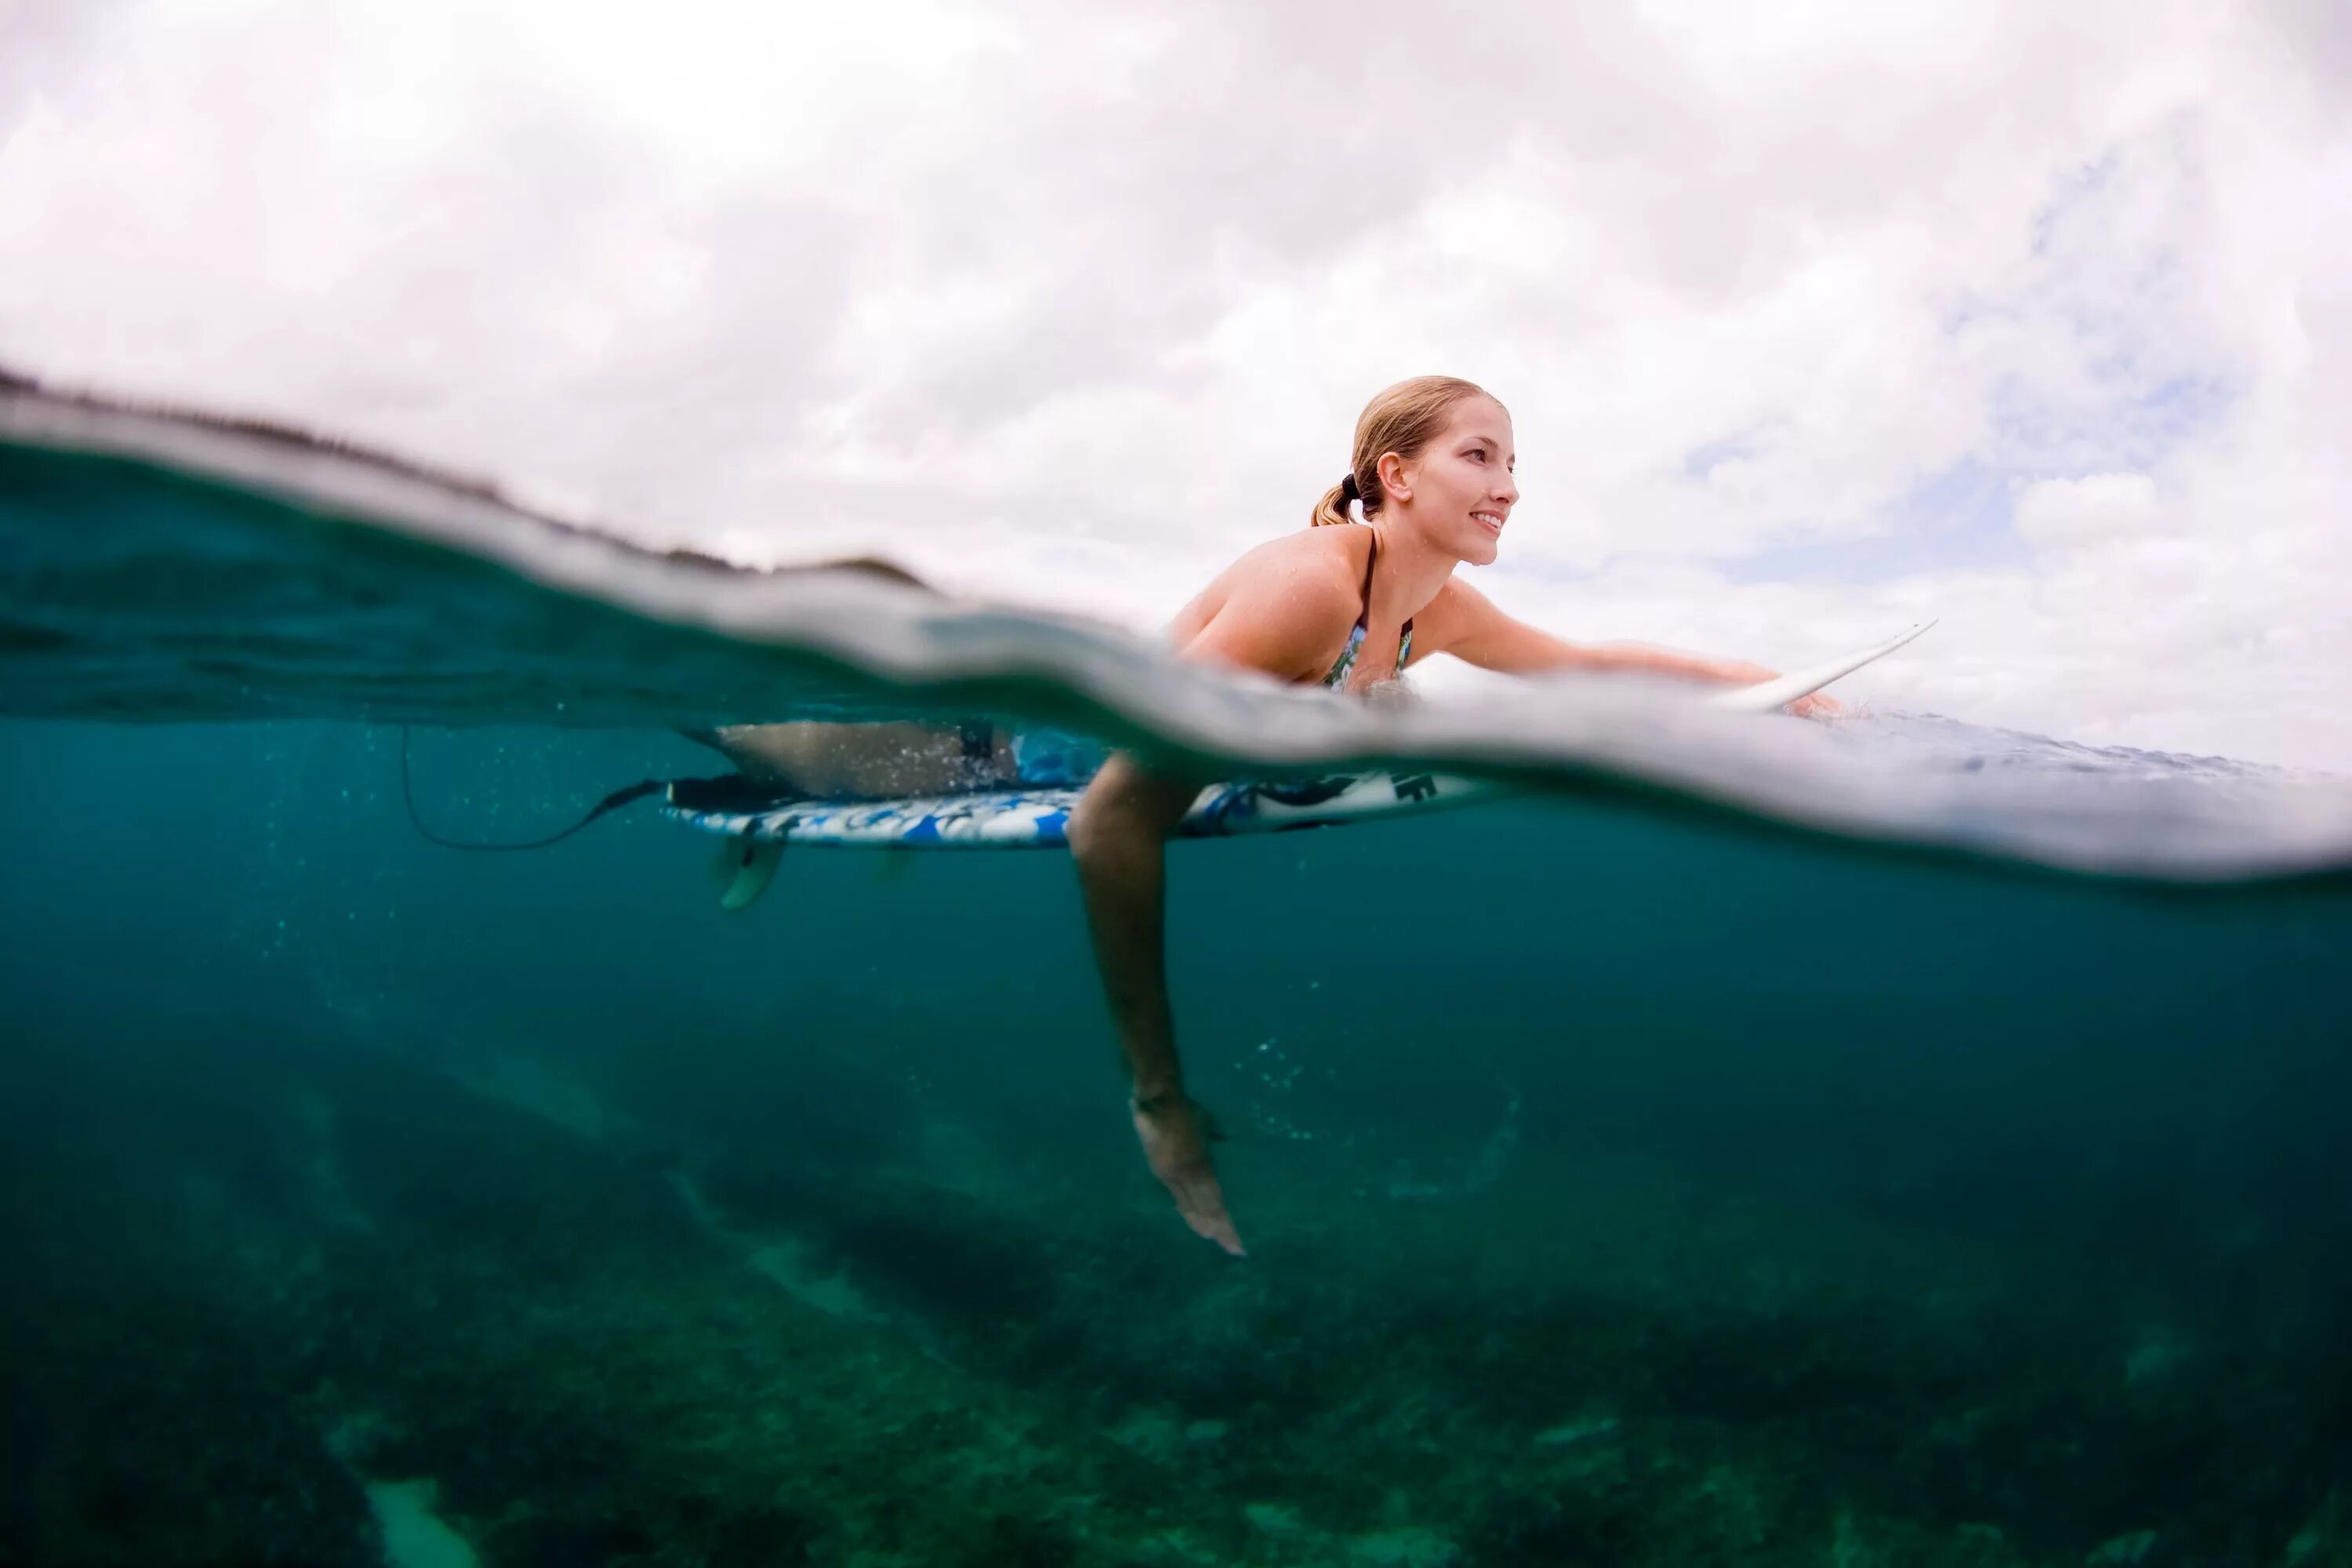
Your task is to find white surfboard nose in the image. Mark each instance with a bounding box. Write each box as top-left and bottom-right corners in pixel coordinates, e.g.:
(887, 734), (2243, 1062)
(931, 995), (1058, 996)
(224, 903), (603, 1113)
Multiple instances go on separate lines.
(1710, 621), (1938, 714)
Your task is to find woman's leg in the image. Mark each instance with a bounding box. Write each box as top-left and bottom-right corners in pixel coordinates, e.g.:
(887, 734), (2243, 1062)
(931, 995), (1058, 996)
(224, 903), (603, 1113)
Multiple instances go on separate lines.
(1068, 753), (1241, 1254)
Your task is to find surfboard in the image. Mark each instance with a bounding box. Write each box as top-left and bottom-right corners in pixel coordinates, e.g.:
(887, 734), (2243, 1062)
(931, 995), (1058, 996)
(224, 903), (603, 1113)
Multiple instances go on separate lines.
(662, 622), (1935, 867)
(1705, 619), (1936, 713)
(670, 765), (1490, 856)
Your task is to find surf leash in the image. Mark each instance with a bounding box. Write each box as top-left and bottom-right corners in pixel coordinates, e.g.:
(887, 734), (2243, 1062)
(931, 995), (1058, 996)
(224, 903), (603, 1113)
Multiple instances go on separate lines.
(398, 727), (664, 851)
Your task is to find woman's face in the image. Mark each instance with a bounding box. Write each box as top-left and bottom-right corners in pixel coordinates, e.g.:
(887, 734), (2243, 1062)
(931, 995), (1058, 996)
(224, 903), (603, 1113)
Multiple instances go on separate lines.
(1392, 397), (1517, 565)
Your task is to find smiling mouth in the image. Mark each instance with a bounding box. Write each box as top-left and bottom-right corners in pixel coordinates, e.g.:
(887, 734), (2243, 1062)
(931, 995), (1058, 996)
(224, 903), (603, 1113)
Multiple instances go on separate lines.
(1471, 511), (1505, 534)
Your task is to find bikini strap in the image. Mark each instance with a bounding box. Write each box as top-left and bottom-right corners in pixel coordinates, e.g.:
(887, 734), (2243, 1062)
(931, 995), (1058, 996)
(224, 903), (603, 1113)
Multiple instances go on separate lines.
(1360, 528), (1415, 648)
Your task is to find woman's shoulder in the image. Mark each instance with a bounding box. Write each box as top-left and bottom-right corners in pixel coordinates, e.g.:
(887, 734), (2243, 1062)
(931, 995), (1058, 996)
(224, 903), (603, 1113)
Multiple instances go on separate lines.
(1189, 528), (1363, 613)
(1167, 528), (1370, 674)
(1243, 525), (1368, 596)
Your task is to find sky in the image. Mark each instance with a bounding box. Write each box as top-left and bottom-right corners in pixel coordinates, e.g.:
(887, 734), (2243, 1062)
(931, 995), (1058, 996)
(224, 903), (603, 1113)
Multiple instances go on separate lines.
(2, 0), (2347, 767)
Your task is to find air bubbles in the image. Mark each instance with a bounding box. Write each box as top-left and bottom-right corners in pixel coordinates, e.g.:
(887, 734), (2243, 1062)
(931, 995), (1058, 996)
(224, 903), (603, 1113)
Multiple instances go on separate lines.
(1245, 1036), (1303, 1094)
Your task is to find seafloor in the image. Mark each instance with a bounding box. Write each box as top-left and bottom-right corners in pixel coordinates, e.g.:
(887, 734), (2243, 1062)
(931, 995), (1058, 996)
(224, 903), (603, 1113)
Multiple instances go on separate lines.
(5, 1014), (2347, 1568)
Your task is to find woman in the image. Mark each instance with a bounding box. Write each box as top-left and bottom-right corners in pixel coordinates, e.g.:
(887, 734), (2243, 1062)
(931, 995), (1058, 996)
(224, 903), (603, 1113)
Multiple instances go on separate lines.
(1066, 375), (1838, 1255)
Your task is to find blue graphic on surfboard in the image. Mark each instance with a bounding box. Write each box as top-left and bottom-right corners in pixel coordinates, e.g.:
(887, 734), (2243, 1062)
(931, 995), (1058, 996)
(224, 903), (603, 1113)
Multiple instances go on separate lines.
(666, 622), (1933, 906)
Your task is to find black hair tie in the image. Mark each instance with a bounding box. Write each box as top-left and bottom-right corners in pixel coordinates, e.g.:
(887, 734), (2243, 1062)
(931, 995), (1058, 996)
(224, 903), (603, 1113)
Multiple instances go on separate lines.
(1338, 472), (1360, 504)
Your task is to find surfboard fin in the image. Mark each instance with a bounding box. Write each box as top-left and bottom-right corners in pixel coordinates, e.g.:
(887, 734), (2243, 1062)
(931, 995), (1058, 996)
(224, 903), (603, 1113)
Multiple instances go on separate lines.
(715, 838), (782, 912)
(871, 849), (916, 886)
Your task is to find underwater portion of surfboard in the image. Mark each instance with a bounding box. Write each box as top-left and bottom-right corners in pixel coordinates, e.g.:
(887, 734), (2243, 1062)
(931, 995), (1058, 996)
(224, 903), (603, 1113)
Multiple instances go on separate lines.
(664, 768), (1494, 851)
(660, 619), (1936, 851)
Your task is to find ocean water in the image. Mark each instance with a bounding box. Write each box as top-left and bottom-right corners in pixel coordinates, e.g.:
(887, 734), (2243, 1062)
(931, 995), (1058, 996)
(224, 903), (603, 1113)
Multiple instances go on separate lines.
(5, 382), (2352, 1566)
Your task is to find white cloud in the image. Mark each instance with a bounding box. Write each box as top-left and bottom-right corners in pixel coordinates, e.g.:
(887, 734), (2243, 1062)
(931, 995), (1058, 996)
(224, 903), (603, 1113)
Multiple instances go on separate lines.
(1, 0), (2347, 765)
(2013, 474), (2161, 549)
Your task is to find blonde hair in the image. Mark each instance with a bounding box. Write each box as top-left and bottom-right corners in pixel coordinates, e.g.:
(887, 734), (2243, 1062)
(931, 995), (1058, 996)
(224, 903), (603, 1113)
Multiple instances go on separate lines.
(1311, 376), (1502, 527)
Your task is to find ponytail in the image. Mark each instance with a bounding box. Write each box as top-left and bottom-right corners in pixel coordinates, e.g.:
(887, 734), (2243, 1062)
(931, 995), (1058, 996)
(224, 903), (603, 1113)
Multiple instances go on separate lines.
(1310, 470), (1362, 527)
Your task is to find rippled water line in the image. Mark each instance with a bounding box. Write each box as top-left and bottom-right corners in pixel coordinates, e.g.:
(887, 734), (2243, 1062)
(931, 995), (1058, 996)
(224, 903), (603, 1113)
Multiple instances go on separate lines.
(8, 377), (2352, 880)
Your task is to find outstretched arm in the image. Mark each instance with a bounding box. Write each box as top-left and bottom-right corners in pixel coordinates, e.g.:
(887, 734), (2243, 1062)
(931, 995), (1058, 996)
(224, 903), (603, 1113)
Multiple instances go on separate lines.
(1420, 579), (1842, 717)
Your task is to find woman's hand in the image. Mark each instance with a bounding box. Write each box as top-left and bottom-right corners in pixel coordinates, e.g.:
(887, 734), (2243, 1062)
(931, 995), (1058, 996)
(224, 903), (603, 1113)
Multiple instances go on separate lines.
(1786, 692), (1847, 720)
(1131, 1094), (1244, 1256)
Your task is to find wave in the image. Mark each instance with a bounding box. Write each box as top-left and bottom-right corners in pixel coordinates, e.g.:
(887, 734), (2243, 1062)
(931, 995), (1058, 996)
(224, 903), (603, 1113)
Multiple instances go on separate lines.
(5, 368), (2350, 881)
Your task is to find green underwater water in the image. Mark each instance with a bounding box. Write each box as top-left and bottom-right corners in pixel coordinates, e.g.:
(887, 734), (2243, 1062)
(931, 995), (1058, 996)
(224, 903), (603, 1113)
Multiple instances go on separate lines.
(3, 717), (2350, 1568)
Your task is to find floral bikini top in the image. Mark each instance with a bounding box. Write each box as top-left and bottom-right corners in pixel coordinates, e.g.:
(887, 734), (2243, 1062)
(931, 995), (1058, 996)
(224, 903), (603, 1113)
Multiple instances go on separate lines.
(1321, 528), (1414, 691)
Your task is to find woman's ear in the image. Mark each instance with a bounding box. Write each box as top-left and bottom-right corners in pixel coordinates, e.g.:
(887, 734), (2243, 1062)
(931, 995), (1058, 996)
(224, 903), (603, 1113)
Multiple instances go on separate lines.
(1377, 452), (1413, 506)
